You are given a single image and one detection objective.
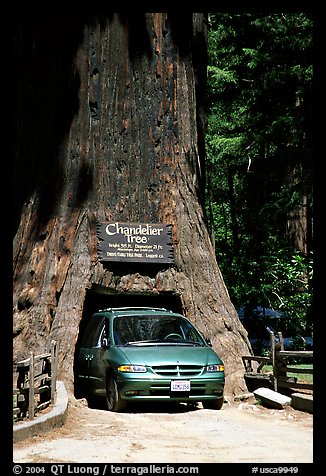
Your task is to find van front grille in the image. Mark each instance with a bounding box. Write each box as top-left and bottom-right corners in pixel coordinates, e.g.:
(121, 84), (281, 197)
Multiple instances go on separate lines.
(151, 365), (203, 377)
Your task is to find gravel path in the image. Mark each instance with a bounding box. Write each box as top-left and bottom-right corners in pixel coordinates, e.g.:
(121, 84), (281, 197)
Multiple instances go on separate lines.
(13, 398), (313, 464)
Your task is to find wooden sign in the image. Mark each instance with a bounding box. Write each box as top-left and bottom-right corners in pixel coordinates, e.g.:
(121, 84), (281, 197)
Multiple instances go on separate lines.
(97, 222), (174, 263)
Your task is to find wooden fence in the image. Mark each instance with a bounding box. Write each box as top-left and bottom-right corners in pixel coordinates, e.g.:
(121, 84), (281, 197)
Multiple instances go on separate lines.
(13, 340), (58, 420)
(242, 330), (313, 393)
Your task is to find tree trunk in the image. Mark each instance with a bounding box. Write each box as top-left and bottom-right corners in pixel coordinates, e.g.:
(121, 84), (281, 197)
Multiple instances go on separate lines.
(13, 13), (251, 398)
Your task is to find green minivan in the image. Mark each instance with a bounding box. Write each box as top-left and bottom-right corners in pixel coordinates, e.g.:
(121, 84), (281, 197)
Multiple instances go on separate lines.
(75, 307), (225, 411)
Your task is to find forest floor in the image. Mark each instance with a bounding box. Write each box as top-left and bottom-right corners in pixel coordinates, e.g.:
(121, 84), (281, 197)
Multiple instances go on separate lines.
(13, 395), (314, 464)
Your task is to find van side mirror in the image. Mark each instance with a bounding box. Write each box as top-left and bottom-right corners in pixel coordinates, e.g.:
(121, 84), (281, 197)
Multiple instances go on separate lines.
(101, 325), (110, 348)
(205, 337), (212, 347)
(101, 336), (109, 348)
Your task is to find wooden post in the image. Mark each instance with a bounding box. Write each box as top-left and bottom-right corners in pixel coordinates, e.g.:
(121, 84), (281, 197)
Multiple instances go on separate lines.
(269, 330), (278, 392)
(28, 351), (34, 419)
(275, 332), (287, 389)
(278, 331), (284, 350)
(51, 340), (58, 404)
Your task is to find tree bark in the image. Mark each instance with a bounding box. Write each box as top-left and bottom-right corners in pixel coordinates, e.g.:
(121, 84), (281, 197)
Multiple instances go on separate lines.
(13, 13), (251, 398)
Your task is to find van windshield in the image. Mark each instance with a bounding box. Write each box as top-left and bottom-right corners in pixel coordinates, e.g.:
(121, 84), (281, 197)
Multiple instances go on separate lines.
(112, 314), (205, 346)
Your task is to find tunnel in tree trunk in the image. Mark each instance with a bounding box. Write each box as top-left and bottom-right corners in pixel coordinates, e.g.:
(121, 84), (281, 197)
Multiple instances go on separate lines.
(13, 13), (252, 398)
(72, 286), (185, 397)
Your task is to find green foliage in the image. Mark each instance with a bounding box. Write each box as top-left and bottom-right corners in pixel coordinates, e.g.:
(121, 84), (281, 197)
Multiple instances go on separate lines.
(264, 364), (313, 384)
(262, 251), (313, 331)
(206, 13), (313, 330)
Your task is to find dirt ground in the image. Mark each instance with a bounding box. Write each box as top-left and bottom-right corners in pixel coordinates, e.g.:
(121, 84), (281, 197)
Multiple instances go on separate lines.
(13, 395), (313, 464)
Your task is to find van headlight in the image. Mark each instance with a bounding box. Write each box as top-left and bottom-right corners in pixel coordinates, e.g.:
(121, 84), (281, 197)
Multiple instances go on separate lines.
(117, 365), (147, 373)
(207, 364), (224, 372)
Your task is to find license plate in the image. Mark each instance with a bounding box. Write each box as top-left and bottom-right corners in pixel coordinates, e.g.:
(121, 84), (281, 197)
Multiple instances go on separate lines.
(171, 380), (191, 392)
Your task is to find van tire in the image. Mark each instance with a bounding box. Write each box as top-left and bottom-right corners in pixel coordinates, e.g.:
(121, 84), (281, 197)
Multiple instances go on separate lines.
(106, 377), (127, 412)
(202, 397), (224, 410)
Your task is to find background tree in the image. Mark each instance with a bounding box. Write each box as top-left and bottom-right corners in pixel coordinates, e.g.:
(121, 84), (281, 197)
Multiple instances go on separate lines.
(13, 13), (251, 398)
(206, 13), (313, 331)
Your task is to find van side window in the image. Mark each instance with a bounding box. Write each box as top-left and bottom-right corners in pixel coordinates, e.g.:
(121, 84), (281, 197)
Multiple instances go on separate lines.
(80, 316), (105, 348)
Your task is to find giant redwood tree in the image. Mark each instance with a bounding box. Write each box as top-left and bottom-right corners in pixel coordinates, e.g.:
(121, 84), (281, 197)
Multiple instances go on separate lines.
(13, 13), (251, 398)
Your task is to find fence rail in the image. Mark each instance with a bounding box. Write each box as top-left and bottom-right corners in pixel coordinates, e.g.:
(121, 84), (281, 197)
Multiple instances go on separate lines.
(13, 340), (58, 420)
(242, 330), (313, 393)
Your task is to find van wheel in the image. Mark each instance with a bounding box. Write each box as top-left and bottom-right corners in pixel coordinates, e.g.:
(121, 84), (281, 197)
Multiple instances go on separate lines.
(106, 377), (127, 412)
(202, 397), (224, 410)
